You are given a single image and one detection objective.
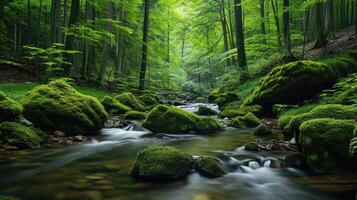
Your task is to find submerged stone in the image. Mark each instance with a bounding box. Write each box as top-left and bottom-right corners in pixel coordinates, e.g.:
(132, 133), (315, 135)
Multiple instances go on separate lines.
(21, 80), (108, 135)
(130, 146), (193, 179)
(196, 157), (225, 177)
(253, 124), (272, 136)
(0, 122), (46, 149)
(196, 106), (218, 116)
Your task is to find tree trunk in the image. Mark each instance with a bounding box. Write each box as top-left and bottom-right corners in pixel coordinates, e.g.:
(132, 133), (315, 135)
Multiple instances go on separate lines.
(234, 0), (247, 68)
(27, 0), (31, 44)
(114, 6), (124, 79)
(50, 0), (61, 43)
(271, 0), (281, 48)
(139, 0), (150, 90)
(37, 0), (43, 47)
(98, 0), (114, 84)
(260, 0), (266, 44)
(282, 0), (293, 57)
(325, 0), (335, 38)
(220, 0), (231, 67)
(314, 2), (327, 48)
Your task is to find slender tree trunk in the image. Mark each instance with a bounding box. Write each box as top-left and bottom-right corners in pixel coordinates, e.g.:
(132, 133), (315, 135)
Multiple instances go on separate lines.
(37, 0), (43, 47)
(98, 0), (114, 84)
(114, 6), (124, 79)
(325, 0), (335, 38)
(0, 0), (4, 21)
(64, 0), (80, 75)
(271, 0), (281, 48)
(282, 0), (293, 57)
(139, 0), (150, 90)
(314, 2), (327, 48)
(227, 0), (237, 66)
(260, 0), (267, 44)
(50, 0), (61, 43)
(220, 0), (231, 67)
(27, 0), (31, 44)
(63, 0), (68, 44)
(234, 0), (247, 68)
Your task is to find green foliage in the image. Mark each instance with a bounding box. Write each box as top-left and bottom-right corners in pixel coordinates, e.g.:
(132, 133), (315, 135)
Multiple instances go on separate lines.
(0, 91), (23, 122)
(196, 157), (225, 177)
(21, 80), (108, 135)
(101, 96), (132, 115)
(0, 195), (21, 200)
(0, 122), (47, 149)
(130, 146), (193, 179)
(299, 118), (356, 172)
(143, 105), (222, 134)
(229, 112), (262, 128)
(114, 92), (145, 111)
(124, 111), (147, 120)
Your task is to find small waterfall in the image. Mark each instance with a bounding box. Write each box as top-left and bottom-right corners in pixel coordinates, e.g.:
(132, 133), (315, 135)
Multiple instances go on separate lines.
(248, 161), (260, 169)
(263, 160), (272, 167)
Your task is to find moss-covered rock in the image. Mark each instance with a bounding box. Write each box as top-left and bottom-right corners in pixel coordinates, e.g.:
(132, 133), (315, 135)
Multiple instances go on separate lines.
(196, 106), (218, 116)
(114, 92), (145, 111)
(195, 97), (207, 103)
(244, 53), (357, 110)
(214, 92), (239, 108)
(196, 157), (225, 177)
(219, 105), (262, 119)
(299, 118), (356, 172)
(0, 122), (47, 149)
(229, 112), (262, 128)
(286, 104), (357, 141)
(142, 105), (223, 134)
(21, 80), (108, 135)
(101, 96), (132, 114)
(0, 91), (23, 122)
(124, 111), (147, 120)
(138, 94), (159, 107)
(253, 124), (272, 136)
(130, 146), (193, 179)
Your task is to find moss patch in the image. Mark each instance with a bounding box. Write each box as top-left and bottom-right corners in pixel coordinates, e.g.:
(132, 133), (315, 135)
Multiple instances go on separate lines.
(196, 106), (218, 116)
(0, 91), (23, 122)
(196, 157), (225, 177)
(124, 111), (147, 120)
(219, 105), (262, 119)
(299, 118), (356, 172)
(114, 92), (145, 111)
(253, 124), (272, 136)
(130, 146), (193, 179)
(21, 80), (108, 135)
(0, 122), (46, 149)
(138, 94), (159, 107)
(0, 196), (21, 200)
(101, 96), (132, 114)
(143, 105), (222, 134)
(229, 112), (262, 128)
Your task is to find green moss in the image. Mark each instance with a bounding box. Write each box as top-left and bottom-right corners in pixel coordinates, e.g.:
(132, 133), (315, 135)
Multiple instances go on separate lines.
(286, 104), (357, 141)
(253, 124), (272, 136)
(101, 96), (132, 114)
(21, 80), (108, 135)
(114, 92), (145, 111)
(244, 53), (357, 110)
(214, 92), (239, 108)
(124, 111), (147, 120)
(130, 146), (193, 179)
(143, 105), (222, 134)
(138, 94), (159, 107)
(219, 105), (262, 119)
(0, 195), (21, 200)
(0, 122), (47, 149)
(299, 118), (356, 172)
(277, 104), (319, 131)
(196, 157), (225, 177)
(196, 117), (223, 133)
(195, 97), (207, 103)
(0, 91), (23, 122)
(229, 112), (262, 128)
(196, 106), (218, 116)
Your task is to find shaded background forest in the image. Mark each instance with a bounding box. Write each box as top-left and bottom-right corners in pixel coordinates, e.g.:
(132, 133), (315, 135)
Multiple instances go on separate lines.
(0, 0), (356, 94)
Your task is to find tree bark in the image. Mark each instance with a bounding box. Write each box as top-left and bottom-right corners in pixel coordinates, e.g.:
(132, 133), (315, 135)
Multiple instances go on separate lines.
(50, 0), (61, 43)
(314, 2), (327, 48)
(234, 0), (247, 68)
(325, 0), (335, 38)
(282, 0), (293, 57)
(260, 0), (266, 44)
(220, 0), (231, 67)
(139, 0), (150, 90)
(271, 0), (281, 48)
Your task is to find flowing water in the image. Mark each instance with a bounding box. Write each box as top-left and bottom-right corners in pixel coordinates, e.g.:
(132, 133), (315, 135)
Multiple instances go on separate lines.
(0, 104), (356, 200)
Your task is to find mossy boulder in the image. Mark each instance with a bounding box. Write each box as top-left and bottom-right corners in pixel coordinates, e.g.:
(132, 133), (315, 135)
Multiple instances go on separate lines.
(299, 118), (356, 172)
(124, 111), (147, 120)
(196, 157), (225, 177)
(253, 124), (273, 136)
(0, 122), (47, 149)
(21, 80), (108, 135)
(214, 92), (239, 108)
(114, 92), (145, 111)
(130, 146), (193, 179)
(195, 97), (207, 103)
(0, 91), (23, 122)
(101, 96), (132, 114)
(142, 105), (223, 134)
(138, 94), (159, 107)
(196, 106), (218, 116)
(219, 105), (262, 119)
(229, 112), (262, 128)
(244, 54), (357, 110)
(286, 104), (357, 141)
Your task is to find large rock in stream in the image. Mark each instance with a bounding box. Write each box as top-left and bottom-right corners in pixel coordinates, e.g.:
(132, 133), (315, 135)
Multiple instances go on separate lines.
(244, 51), (357, 110)
(142, 105), (223, 134)
(0, 91), (23, 122)
(114, 92), (145, 111)
(130, 146), (193, 179)
(21, 80), (108, 135)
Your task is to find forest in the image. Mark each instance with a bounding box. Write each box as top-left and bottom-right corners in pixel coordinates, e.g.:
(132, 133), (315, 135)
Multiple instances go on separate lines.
(0, 0), (356, 199)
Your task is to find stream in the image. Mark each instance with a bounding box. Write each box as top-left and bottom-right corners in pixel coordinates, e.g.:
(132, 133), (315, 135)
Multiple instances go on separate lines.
(0, 103), (355, 200)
